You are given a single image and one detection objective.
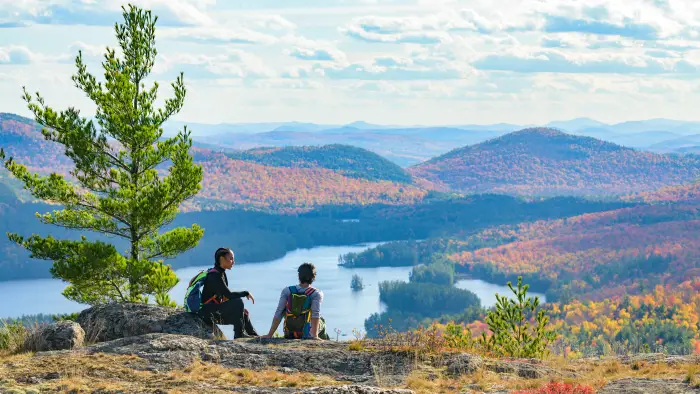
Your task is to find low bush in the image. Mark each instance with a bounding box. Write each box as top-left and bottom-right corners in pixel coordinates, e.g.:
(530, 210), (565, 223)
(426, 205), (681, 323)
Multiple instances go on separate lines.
(0, 321), (27, 353)
(512, 381), (595, 394)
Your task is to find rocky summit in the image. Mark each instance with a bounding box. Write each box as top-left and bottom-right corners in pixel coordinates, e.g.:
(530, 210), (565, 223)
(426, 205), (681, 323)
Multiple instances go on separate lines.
(1, 304), (699, 393)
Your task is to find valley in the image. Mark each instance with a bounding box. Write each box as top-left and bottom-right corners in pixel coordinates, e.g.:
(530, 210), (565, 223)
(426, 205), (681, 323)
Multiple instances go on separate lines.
(1, 110), (699, 360)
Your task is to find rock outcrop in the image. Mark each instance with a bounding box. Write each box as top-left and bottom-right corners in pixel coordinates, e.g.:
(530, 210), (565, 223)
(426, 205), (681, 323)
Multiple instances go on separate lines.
(23, 321), (84, 352)
(598, 378), (700, 394)
(83, 333), (415, 385)
(76, 302), (223, 342)
(3, 304), (696, 394)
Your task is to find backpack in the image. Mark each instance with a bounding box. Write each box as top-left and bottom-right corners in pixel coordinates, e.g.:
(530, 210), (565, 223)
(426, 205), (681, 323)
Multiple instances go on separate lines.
(184, 268), (218, 313)
(283, 286), (317, 339)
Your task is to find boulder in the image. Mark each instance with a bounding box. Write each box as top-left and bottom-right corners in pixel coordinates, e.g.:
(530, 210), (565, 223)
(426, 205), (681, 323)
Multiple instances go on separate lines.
(24, 321), (84, 351)
(76, 303), (224, 343)
(443, 354), (483, 376)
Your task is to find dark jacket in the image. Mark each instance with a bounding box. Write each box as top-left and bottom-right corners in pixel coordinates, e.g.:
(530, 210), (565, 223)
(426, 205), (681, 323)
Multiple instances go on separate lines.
(201, 265), (249, 305)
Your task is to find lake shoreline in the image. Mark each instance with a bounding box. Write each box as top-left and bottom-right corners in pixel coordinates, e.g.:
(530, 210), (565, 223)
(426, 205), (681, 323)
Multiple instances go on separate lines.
(0, 240), (393, 283)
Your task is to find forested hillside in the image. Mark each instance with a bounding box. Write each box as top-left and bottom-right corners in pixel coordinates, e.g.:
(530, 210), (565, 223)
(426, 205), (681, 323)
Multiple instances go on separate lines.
(624, 181), (699, 203)
(351, 197), (700, 354)
(224, 144), (413, 183)
(0, 114), (425, 213)
(0, 113), (72, 175)
(449, 202), (700, 301)
(0, 194), (628, 281)
(410, 128), (700, 196)
(188, 148), (424, 212)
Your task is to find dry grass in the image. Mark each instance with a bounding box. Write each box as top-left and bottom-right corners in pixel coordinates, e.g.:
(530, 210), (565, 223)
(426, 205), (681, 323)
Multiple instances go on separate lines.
(686, 365), (700, 388)
(395, 354), (698, 394)
(0, 351), (348, 393)
(177, 360), (348, 388)
(348, 340), (365, 351)
(1, 341), (698, 394)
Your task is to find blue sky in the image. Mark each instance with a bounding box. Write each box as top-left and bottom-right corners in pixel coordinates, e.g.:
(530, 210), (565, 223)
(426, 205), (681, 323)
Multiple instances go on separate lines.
(2, 0), (700, 126)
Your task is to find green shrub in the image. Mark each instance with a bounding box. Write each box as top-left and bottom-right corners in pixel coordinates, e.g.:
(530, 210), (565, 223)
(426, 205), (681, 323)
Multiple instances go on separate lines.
(0, 321), (27, 353)
(479, 276), (557, 359)
(52, 312), (80, 322)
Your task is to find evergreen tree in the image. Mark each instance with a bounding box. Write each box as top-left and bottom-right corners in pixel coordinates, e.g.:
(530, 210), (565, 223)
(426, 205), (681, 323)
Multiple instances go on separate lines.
(0, 4), (203, 307)
(350, 274), (365, 291)
(480, 276), (557, 359)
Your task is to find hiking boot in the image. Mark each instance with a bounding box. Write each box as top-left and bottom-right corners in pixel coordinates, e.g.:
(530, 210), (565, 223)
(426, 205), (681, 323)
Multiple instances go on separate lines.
(234, 331), (257, 340)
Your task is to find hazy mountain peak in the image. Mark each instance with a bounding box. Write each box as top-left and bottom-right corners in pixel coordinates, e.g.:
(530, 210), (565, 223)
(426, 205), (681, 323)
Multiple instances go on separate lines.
(546, 118), (608, 131)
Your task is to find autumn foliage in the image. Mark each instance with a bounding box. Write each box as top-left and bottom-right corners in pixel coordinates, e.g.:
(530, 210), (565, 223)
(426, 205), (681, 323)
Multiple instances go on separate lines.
(444, 202), (700, 355)
(449, 203), (700, 299)
(410, 128), (700, 196)
(0, 115), (427, 213)
(623, 181), (700, 203)
(511, 381), (595, 394)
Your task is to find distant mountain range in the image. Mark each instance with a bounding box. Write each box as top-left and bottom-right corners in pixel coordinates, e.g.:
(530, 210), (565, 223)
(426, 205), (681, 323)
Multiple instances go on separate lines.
(158, 116), (700, 166)
(2, 112), (698, 208)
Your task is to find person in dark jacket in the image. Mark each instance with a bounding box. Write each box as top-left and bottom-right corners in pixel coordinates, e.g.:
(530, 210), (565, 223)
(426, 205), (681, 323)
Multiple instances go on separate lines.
(199, 247), (259, 339)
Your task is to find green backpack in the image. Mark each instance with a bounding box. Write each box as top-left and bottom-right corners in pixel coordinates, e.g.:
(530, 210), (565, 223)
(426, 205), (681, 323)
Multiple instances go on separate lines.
(283, 286), (329, 339)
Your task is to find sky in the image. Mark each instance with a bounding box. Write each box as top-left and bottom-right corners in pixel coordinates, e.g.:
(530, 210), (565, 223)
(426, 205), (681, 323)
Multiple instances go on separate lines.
(2, 0), (700, 126)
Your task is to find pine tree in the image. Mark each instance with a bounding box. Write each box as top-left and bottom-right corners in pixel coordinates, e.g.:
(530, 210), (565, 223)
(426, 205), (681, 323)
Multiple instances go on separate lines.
(480, 276), (557, 359)
(0, 4), (203, 307)
(351, 274), (365, 291)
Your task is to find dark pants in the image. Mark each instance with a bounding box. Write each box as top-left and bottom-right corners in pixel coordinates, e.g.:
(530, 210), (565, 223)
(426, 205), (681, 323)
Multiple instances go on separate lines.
(199, 298), (258, 338)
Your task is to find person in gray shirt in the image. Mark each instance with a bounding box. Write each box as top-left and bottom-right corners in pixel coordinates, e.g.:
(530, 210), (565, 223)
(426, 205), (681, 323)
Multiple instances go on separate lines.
(261, 262), (328, 340)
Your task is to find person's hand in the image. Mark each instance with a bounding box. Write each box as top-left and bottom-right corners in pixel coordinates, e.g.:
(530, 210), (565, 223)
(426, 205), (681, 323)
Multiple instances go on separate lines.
(246, 292), (255, 304)
(260, 334), (272, 339)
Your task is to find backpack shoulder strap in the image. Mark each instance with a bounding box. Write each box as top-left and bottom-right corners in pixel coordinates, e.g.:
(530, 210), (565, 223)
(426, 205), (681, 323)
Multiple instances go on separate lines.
(188, 270), (207, 287)
(286, 286), (297, 313)
(301, 287), (316, 311)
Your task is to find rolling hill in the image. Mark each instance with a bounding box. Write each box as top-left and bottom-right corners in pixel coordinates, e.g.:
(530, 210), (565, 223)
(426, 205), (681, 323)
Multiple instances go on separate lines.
(0, 113), (426, 213)
(409, 128), (700, 196)
(648, 134), (700, 153)
(623, 181), (699, 203)
(203, 127), (508, 167)
(449, 201), (700, 301)
(223, 144), (413, 184)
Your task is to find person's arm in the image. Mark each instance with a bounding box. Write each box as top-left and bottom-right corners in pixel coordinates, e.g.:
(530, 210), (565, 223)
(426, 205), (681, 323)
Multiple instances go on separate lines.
(309, 290), (323, 340)
(264, 317), (283, 338)
(262, 288), (289, 338)
(210, 273), (249, 300)
(310, 318), (320, 339)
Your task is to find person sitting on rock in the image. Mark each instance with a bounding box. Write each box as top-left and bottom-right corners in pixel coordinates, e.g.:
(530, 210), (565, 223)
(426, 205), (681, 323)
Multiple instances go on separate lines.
(261, 262), (329, 340)
(199, 247), (259, 339)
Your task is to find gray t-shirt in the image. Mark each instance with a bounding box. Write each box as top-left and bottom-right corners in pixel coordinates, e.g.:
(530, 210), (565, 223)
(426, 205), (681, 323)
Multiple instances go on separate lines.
(274, 285), (323, 319)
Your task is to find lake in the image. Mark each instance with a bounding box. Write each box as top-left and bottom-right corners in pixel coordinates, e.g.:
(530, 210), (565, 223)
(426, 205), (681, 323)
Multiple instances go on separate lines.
(0, 243), (545, 339)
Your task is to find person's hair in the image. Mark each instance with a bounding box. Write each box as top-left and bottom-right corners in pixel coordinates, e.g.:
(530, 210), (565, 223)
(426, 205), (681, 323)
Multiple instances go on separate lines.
(214, 247), (233, 267)
(298, 262), (316, 284)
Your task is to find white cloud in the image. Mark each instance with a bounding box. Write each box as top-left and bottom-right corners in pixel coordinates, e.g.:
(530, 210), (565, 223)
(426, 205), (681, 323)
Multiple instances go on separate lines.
(0, 0), (215, 26)
(153, 49), (275, 79)
(473, 48), (700, 75)
(0, 45), (69, 64)
(68, 41), (108, 57)
(6, 0), (700, 125)
(250, 14), (296, 31)
(282, 35), (347, 62)
(0, 46), (34, 64)
(160, 26), (278, 44)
